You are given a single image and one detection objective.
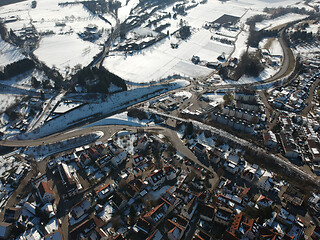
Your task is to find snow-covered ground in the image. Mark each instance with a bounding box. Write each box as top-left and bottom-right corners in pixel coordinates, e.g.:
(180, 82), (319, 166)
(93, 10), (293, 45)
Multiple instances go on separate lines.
(173, 91), (192, 99)
(202, 92), (225, 107)
(104, 31), (227, 83)
(255, 13), (308, 31)
(34, 34), (101, 76)
(0, 36), (25, 67)
(54, 101), (82, 114)
(85, 111), (154, 128)
(0, 94), (22, 113)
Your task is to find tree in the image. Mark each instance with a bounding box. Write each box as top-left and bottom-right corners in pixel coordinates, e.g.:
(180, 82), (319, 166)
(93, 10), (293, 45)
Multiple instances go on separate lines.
(179, 26), (191, 40)
(233, 51), (264, 80)
(40, 91), (45, 101)
(223, 93), (234, 105)
(184, 122), (194, 137)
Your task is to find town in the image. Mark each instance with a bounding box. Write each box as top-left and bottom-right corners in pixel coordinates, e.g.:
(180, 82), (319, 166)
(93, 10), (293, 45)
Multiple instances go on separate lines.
(0, 0), (320, 239)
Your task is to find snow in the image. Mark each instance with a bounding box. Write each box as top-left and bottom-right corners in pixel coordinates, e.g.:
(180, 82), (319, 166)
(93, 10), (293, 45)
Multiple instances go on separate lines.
(118, 0), (140, 22)
(104, 31), (223, 83)
(16, 80), (189, 139)
(34, 34), (101, 76)
(85, 111), (154, 128)
(173, 91), (192, 99)
(203, 92), (225, 107)
(255, 13), (308, 31)
(260, 38), (283, 56)
(54, 102), (82, 114)
(0, 36), (25, 67)
(0, 94), (22, 114)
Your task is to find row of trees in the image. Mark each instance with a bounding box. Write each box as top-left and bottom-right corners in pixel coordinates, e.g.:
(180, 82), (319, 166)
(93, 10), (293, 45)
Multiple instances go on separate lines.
(219, 52), (264, 80)
(76, 66), (127, 94)
(0, 59), (35, 80)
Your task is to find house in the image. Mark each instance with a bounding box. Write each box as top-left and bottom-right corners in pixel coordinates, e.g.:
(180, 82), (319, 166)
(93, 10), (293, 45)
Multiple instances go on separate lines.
(214, 207), (233, 226)
(256, 195), (273, 207)
(224, 213), (258, 240)
(146, 229), (164, 240)
(194, 143), (206, 155)
(111, 151), (127, 167)
(133, 155), (146, 167)
(57, 162), (78, 195)
(282, 186), (304, 206)
(181, 196), (198, 220)
(0, 222), (12, 239)
(259, 227), (280, 240)
(96, 183), (114, 199)
(161, 191), (180, 208)
(279, 132), (299, 159)
(257, 176), (274, 192)
(148, 169), (165, 187)
(44, 231), (63, 240)
(193, 229), (212, 240)
(126, 179), (146, 198)
(96, 143), (108, 155)
(308, 139), (320, 162)
(112, 192), (128, 209)
(144, 202), (169, 226)
(135, 217), (154, 234)
(88, 147), (100, 160)
(137, 136), (150, 152)
(264, 131), (278, 147)
(38, 181), (55, 203)
(70, 198), (90, 220)
(166, 219), (185, 240)
(164, 165), (177, 181)
(198, 204), (215, 222)
(69, 216), (106, 239)
(80, 153), (91, 165)
(4, 207), (21, 223)
(242, 169), (256, 183)
(224, 154), (240, 174)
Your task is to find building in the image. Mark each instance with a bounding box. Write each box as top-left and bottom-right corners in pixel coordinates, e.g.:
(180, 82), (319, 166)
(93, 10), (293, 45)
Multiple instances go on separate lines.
(223, 213), (258, 240)
(164, 165), (177, 181)
(214, 207), (233, 226)
(57, 162), (77, 196)
(181, 196), (198, 220)
(282, 186), (304, 206)
(70, 198), (90, 220)
(96, 183), (114, 199)
(44, 231), (63, 240)
(111, 151), (127, 167)
(279, 132), (299, 158)
(148, 169), (165, 187)
(198, 204), (215, 222)
(256, 195), (273, 207)
(143, 202), (169, 226)
(38, 181), (55, 203)
(4, 207), (21, 223)
(0, 222), (12, 239)
(264, 131), (278, 147)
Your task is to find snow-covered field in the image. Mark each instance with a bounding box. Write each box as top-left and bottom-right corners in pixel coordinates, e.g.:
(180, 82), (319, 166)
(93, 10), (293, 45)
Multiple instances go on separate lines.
(255, 13), (308, 31)
(54, 101), (82, 114)
(104, 0), (305, 84)
(104, 30), (231, 83)
(0, 36), (25, 67)
(34, 34), (101, 76)
(85, 111), (154, 128)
